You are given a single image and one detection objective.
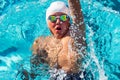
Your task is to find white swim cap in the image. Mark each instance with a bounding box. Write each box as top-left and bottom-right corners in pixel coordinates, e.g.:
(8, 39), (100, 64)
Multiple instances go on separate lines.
(46, 1), (70, 20)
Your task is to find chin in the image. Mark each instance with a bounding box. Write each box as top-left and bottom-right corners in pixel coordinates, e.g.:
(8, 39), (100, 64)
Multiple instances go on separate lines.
(54, 34), (63, 39)
(55, 36), (62, 39)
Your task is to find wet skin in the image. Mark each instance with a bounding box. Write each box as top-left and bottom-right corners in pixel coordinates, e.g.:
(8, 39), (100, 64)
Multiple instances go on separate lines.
(32, 12), (81, 73)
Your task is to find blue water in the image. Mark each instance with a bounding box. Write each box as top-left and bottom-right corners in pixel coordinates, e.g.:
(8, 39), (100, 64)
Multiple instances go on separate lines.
(0, 0), (120, 80)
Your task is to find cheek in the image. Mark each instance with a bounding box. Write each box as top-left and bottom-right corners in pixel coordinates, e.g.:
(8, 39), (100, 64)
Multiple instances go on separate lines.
(47, 21), (55, 29)
(63, 22), (70, 29)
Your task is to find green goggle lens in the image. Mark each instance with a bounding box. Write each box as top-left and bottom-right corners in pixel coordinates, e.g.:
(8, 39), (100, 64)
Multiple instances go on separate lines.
(48, 15), (68, 22)
(60, 15), (67, 21)
(49, 16), (56, 22)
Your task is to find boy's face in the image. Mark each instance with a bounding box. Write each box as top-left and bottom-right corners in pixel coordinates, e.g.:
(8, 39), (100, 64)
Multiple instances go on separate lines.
(47, 12), (70, 39)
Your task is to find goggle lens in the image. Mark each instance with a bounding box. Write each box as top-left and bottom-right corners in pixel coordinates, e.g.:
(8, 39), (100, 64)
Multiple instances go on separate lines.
(49, 16), (56, 22)
(60, 15), (67, 21)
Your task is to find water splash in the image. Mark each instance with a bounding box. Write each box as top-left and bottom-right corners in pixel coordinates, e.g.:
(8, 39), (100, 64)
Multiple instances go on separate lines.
(0, 0), (120, 80)
(87, 25), (108, 80)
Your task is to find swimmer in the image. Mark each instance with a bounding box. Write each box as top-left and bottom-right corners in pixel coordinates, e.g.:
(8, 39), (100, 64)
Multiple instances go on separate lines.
(31, 0), (86, 80)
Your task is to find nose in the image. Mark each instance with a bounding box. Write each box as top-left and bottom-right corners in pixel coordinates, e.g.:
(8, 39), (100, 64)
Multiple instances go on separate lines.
(56, 18), (61, 25)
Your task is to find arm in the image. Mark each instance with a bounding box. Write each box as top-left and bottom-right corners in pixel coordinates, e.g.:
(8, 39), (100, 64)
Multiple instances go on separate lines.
(68, 0), (84, 24)
(68, 0), (86, 55)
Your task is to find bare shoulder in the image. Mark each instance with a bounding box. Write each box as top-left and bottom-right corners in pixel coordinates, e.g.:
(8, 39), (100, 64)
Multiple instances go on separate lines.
(32, 36), (53, 54)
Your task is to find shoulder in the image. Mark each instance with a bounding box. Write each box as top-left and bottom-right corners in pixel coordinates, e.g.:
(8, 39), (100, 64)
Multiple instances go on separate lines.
(33, 36), (53, 45)
(32, 36), (53, 54)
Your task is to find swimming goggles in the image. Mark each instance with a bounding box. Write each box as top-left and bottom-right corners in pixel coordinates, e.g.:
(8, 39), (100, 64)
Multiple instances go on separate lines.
(48, 15), (69, 22)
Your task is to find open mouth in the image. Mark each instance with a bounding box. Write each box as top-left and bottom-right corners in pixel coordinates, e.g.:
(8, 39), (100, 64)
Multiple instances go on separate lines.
(56, 27), (61, 30)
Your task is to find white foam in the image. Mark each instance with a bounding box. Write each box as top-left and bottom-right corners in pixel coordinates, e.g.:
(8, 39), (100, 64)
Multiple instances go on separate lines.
(87, 25), (108, 80)
(0, 66), (8, 71)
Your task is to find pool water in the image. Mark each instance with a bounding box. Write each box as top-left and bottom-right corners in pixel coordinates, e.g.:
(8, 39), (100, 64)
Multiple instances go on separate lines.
(0, 0), (120, 80)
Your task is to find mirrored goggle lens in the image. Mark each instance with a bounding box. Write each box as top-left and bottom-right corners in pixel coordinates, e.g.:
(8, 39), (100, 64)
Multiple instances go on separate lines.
(49, 16), (56, 22)
(60, 15), (68, 21)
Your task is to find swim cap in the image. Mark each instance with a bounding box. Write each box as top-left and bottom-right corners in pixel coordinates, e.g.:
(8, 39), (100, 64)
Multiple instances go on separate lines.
(46, 1), (70, 20)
